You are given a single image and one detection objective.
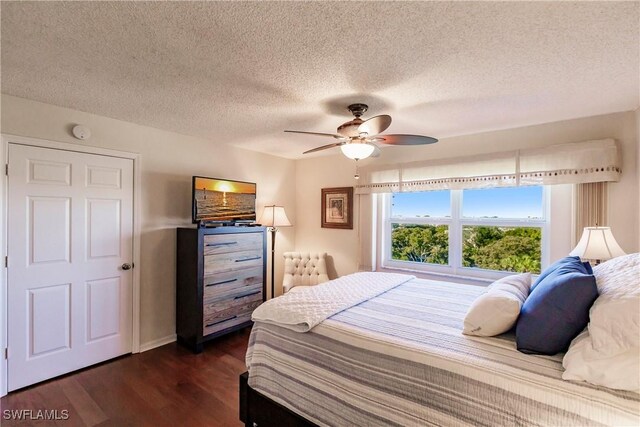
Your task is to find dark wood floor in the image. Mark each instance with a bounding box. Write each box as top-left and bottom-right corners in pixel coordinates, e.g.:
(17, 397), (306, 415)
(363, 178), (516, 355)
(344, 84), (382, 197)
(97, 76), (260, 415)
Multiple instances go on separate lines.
(0, 328), (251, 427)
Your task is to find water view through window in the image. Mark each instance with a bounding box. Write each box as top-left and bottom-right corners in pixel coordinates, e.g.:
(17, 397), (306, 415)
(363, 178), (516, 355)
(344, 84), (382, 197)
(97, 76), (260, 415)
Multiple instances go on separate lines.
(392, 191), (450, 218)
(462, 186), (543, 219)
(392, 187), (543, 219)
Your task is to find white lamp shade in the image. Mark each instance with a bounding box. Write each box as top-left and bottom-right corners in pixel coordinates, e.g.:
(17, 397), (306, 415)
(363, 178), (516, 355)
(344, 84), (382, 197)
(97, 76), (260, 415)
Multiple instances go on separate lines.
(340, 142), (375, 160)
(570, 226), (626, 261)
(257, 205), (292, 227)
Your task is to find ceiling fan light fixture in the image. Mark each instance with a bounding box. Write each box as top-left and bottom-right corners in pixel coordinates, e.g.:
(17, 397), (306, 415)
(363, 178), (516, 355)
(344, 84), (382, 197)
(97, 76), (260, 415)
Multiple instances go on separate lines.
(286, 102), (438, 157)
(340, 142), (375, 160)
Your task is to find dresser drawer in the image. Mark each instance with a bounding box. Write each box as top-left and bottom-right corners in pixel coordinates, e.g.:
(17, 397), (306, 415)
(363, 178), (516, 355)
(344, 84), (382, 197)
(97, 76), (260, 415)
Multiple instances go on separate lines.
(202, 294), (262, 336)
(203, 233), (262, 256)
(202, 312), (253, 337)
(204, 250), (263, 275)
(204, 266), (263, 299)
(203, 291), (262, 319)
(204, 281), (262, 306)
(204, 282), (262, 307)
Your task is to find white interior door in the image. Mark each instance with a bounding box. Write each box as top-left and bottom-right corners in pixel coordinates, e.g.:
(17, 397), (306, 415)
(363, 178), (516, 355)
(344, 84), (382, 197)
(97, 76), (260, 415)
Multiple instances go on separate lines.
(7, 144), (134, 391)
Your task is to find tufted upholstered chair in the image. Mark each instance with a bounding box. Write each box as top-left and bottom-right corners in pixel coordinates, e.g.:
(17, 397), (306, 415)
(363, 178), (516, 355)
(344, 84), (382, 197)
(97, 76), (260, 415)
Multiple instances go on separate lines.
(282, 252), (330, 293)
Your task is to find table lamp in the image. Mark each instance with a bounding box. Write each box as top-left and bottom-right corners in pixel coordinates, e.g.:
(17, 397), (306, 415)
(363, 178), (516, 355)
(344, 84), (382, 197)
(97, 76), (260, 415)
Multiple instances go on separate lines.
(570, 226), (626, 264)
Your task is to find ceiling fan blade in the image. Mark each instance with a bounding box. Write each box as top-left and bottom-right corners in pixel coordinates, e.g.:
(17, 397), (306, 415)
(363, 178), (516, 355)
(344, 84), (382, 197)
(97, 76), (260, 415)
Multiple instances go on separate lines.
(370, 144), (381, 158)
(365, 136), (385, 143)
(303, 142), (346, 154)
(379, 134), (438, 145)
(358, 115), (392, 136)
(285, 130), (347, 140)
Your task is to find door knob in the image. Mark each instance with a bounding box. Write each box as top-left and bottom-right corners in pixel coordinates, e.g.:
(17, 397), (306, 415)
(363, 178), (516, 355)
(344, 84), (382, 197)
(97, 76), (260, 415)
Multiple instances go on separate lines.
(121, 263), (132, 271)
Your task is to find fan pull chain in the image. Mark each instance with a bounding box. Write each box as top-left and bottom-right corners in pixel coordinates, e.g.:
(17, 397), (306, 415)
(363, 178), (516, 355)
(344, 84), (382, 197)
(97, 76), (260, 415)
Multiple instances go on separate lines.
(354, 160), (360, 180)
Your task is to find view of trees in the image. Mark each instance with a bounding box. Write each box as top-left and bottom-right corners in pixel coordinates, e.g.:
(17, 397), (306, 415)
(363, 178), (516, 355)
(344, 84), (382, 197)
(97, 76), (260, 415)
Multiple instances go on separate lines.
(391, 224), (541, 273)
(391, 224), (449, 265)
(462, 226), (541, 273)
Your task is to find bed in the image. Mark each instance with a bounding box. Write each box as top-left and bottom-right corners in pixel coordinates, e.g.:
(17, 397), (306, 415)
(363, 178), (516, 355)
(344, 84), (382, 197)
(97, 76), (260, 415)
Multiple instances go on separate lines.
(240, 274), (640, 426)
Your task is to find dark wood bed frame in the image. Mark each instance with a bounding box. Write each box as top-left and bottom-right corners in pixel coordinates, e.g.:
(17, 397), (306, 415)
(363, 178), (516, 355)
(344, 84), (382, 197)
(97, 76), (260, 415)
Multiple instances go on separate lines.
(239, 372), (317, 427)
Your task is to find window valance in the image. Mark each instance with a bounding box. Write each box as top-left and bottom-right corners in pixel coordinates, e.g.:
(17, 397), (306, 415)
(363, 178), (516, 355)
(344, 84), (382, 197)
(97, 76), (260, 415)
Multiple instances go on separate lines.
(355, 139), (620, 194)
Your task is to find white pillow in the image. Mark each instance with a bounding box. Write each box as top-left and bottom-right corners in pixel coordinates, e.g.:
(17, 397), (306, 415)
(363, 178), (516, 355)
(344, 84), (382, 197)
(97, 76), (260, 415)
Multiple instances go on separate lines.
(463, 273), (531, 337)
(589, 296), (639, 356)
(592, 253), (639, 297)
(589, 253), (640, 355)
(563, 329), (640, 391)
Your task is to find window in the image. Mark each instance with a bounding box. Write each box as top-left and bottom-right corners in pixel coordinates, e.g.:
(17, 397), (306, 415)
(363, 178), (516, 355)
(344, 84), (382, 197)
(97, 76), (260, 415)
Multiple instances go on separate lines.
(390, 190), (450, 266)
(384, 186), (547, 278)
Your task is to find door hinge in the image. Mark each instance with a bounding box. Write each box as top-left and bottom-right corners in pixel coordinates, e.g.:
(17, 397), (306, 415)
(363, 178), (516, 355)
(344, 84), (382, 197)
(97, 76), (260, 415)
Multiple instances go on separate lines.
(4, 348), (7, 360)
(4, 256), (7, 268)
(5, 164), (7, 176)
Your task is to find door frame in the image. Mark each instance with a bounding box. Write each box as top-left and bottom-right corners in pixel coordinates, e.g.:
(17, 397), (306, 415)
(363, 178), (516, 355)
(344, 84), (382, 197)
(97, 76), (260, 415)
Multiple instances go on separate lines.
(0, 134), (143, 397)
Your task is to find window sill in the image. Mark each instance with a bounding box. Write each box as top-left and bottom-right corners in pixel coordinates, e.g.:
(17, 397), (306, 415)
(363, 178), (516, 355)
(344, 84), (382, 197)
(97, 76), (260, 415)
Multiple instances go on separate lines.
(378, 266), (492, 287)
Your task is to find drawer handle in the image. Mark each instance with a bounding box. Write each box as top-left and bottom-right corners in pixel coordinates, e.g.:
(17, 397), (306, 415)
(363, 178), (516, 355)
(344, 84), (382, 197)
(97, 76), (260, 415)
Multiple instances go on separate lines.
(234, 290), (261, 299)
(235, 256), (261, 263)
(206, 241), (238, 247)
(205, 315), (237, 328)
(206, 278), (237, 287)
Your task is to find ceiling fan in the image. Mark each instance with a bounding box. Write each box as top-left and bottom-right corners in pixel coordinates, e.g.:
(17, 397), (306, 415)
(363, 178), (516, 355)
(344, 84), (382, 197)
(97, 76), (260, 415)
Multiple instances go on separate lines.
(285, 103), (438, 160)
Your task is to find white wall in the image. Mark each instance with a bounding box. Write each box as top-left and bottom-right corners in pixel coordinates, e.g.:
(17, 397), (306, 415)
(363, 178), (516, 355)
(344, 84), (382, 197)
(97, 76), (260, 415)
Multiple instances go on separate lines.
(294, 111), (639, 278)
(637, 108), (640, 249)
(0, 94), (296, 348)
(294, 156), (363, 278)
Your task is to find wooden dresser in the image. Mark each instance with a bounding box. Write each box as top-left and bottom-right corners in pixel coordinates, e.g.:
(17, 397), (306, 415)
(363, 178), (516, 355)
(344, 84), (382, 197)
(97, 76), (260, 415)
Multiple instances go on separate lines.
(176, 226), (267, 353)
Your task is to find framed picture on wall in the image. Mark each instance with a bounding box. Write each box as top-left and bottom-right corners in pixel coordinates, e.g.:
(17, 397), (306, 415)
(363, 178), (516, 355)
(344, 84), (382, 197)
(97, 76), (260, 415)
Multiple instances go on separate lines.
(321, 187), (353, 229)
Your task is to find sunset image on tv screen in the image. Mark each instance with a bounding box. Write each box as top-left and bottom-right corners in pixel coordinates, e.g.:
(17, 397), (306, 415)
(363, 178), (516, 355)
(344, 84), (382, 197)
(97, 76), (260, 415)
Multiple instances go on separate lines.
(193, 177), (256, 222)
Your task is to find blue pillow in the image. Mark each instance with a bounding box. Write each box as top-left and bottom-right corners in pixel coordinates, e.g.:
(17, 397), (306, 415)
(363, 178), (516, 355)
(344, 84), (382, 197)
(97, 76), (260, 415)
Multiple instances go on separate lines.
(531, 256), (592, 291)
(516, 258), (598, 355)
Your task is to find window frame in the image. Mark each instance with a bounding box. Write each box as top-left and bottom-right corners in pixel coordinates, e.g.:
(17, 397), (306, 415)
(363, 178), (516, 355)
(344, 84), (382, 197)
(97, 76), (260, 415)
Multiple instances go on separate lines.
(381, 187), (550, 280)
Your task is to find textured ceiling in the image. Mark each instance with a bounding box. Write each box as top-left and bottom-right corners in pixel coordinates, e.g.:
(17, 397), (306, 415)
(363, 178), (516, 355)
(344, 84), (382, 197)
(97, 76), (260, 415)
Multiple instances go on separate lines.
(1, 1), (639, 159)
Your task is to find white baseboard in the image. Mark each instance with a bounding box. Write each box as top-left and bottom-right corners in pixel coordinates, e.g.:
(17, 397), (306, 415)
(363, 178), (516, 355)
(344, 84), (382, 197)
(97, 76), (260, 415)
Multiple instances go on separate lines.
(139, 334), (176, 352)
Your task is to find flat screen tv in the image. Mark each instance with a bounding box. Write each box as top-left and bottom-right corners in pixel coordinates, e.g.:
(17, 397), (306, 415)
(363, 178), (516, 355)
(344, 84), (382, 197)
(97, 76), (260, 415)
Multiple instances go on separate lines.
(192, 176), (256, 224)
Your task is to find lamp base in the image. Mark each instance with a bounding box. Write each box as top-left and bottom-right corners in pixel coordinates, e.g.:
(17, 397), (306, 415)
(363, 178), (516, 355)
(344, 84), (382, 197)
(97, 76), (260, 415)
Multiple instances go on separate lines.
(270, 227), (277, 299)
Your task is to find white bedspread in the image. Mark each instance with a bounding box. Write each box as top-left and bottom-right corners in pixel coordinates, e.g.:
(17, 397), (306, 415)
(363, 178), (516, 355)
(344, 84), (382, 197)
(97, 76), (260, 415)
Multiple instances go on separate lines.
(251, 272), (414, 332)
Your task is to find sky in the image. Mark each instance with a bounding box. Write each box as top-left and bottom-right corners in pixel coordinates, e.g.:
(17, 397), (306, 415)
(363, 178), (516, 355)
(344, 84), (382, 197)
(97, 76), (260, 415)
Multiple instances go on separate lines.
(194, 177), (256, 194)
(392, 186), (543, 219)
